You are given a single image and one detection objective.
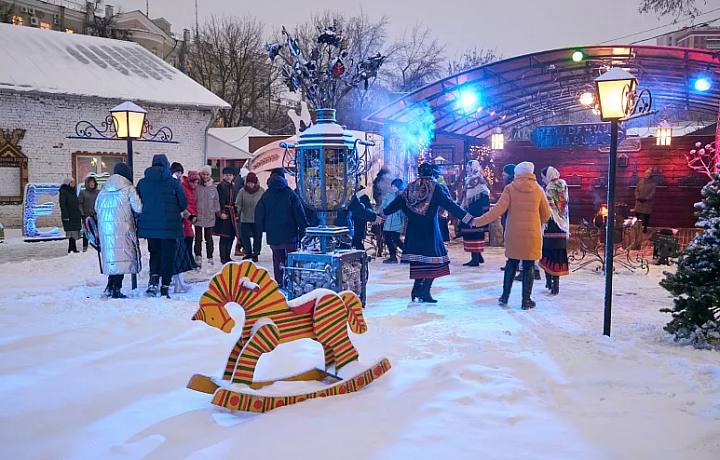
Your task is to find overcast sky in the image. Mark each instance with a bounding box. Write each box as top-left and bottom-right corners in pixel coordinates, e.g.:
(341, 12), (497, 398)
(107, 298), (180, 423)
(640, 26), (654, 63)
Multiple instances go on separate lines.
(114, 0), (718, 58)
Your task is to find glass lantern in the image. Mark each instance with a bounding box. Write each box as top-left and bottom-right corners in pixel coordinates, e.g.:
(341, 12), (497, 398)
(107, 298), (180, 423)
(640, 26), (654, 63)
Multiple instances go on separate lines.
(282, 109), (372, 252)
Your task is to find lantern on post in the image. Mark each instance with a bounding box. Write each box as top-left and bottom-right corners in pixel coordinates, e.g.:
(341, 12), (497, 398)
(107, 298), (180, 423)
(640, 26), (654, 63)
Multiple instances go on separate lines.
(110, 102), (148, 177)
(491, 128), (504, 150)
(656, 120), (672, 146)
(594, 67), (655, 337)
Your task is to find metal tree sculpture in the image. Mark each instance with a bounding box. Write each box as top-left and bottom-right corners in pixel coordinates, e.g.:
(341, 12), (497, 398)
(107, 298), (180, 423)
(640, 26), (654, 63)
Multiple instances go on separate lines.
(267, 24), (385, 110)
(686, 141), (719, 180)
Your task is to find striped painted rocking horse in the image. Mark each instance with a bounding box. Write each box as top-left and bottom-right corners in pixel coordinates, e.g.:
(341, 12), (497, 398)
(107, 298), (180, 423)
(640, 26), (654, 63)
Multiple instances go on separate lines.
(192, 261), (368, 385)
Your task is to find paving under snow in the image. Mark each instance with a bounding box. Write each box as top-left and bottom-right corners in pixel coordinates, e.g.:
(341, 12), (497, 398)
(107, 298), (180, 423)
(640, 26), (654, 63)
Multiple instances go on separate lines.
(1, 232), (719, 460)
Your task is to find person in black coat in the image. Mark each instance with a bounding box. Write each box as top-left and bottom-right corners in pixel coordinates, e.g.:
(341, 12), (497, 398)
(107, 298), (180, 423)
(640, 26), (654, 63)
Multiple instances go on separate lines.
(59, 177), (82, 254)
(136, 154), (188, 298)
(349, 186), (377, 250)
(383, 162), (473, 303)
(255, 168), (309, 283)
(214, 166), (238, 264)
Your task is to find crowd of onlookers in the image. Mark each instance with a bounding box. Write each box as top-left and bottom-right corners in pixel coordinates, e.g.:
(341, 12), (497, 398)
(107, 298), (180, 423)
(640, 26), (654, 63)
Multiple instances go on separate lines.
(58, 155), (310, 299)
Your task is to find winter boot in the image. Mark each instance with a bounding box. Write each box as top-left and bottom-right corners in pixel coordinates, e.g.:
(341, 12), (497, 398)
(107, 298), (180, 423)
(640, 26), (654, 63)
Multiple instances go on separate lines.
(534, 269), (541, 281)
(252, 255), (259, 263)
(421, 278), (438, 303)
(111, 276), (127, 299)
(499, 262), (516, 305)
(477, 253), (485, 264)
(463, 253), (480, 267)
(545, 271), (552, 290)
(146, 275), (159, 297)
(195, 255), (203, 267)
(411, 279), (422, 302)
(551, 276), (560, 295)
(160, 285), (171, 299)
(521, 267), (536, 310)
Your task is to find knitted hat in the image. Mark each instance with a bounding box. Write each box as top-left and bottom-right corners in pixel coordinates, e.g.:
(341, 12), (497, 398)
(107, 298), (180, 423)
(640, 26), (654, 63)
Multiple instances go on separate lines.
(514, 161), (535, 176)
(114, 162), (133, 182)
(245, 172), (258, 184)
(62, 177), (73, 185)
(503, 163), (516, 175)
(187, 170), (200, 182)
(170, 162), (184, 174)
(222, 166), (236, 176)
(200, 165), (212, 175)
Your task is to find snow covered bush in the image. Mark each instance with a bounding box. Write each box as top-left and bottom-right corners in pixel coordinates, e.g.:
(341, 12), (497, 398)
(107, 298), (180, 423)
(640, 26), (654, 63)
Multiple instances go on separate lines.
(660, 173), (720, 350)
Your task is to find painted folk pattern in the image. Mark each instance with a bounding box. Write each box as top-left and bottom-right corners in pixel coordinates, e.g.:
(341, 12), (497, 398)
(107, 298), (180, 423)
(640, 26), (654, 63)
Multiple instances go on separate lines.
(232, 323), (281, 385)
(211, 358), (392, 413)
(195, 261), (368, 385)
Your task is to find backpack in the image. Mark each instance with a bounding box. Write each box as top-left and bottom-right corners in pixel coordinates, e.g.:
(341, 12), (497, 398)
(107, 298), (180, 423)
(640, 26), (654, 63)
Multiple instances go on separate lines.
(84, 215), (100, 252)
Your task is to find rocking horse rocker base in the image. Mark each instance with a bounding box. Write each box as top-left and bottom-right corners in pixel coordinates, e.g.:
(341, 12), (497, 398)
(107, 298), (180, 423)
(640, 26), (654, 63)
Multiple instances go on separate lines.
(189, 261), (391, 413)
(187, 357), (391, 413)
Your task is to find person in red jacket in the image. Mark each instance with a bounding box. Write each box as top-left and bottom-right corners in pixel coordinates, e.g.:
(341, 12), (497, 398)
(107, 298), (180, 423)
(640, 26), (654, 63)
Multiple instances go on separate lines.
(182, 170), (200, 270)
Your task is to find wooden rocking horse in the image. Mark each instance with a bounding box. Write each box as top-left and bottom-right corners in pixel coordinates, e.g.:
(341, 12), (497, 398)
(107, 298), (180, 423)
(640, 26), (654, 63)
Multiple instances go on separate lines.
(187, 261), (391, 413)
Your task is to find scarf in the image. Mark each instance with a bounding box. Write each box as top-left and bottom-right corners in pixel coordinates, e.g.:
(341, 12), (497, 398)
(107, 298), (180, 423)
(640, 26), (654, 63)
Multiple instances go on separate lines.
(543, 167), (570, 233)
(462, 160), (489, 207)
(401, 176), (436, 216)
(245, 183), (260, 194)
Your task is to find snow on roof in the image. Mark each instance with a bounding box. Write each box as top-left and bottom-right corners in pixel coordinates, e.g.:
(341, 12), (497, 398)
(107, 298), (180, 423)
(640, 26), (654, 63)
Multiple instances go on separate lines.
(0, 24), (229, 109)
(207, 127), (270, 160)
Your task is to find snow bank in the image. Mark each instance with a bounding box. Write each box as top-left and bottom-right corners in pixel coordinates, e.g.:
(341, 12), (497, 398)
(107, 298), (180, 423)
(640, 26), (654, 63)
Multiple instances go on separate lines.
(1, 240), (719, 460)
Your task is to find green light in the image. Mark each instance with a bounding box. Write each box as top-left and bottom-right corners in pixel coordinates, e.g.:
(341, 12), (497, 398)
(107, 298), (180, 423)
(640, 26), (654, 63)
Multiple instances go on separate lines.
(572, 51), (584, 62)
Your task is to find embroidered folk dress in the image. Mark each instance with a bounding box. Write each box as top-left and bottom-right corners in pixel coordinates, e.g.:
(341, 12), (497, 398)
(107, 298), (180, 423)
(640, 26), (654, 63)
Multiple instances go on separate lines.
(460, 166), (491, 254)
(384, 177), (472, 279)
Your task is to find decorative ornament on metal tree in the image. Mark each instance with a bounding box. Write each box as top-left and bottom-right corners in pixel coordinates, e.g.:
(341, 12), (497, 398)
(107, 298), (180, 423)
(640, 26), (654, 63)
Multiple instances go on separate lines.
(266, 24), (386, 110)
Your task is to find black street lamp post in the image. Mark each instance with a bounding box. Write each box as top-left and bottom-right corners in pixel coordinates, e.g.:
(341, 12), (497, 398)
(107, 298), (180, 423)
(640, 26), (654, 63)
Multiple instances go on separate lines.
(68, 101), (178, 291)
(594, 68), (655, 336)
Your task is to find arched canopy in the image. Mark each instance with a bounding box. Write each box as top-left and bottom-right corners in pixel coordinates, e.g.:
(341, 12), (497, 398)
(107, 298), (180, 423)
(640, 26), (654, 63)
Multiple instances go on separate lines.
(366, 45), (720, 139)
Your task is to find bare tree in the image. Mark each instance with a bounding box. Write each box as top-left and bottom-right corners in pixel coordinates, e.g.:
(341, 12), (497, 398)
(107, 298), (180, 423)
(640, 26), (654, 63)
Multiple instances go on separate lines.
(189, 15), (286, 132)
(0, 2), (16, 24)
(386, 22), (445, 93)
(639, 0), (704, 18)
(447, 48), (501, 75)
(84, 2), (132, 40)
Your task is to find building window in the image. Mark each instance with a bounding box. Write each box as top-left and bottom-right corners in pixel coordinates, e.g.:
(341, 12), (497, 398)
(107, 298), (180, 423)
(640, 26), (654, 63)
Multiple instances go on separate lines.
(706, 39), (720, 50)
(66, 28), (74, 34)
(40, 22), (51, 30)
(12, 16), (23, 26)
(74, 153), (126, 181)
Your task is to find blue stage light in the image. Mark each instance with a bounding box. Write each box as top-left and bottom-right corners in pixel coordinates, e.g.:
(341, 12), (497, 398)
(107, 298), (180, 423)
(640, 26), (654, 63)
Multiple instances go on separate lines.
(458, 90), (479, 112)
(694, 77), (711, 91)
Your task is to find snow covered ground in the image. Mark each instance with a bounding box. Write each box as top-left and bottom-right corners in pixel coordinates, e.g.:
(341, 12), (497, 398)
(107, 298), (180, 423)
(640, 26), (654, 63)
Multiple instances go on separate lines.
(1, 230), (719, 460)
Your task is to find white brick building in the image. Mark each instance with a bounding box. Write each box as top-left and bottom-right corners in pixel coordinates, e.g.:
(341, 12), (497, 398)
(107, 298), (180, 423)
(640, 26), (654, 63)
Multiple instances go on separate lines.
(0, 23), (228, 228)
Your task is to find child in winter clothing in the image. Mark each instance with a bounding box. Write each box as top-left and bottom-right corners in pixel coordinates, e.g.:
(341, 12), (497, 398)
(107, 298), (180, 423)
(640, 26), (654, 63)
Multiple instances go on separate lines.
(381, 178), (406, 263)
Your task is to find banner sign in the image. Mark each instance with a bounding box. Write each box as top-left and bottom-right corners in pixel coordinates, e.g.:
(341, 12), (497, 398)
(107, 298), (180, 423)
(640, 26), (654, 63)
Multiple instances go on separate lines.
(530, 123), (626, 148)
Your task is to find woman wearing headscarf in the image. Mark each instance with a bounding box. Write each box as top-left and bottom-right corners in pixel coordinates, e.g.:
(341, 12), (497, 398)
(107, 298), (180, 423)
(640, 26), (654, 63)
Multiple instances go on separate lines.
(460, 160), (491, 266)
(473, 161), (551, 310)
(539, 166), (570, 295)
(634, 168), (658, 233)
(59, 177), (82, 254)
(383, 162), (473, 303)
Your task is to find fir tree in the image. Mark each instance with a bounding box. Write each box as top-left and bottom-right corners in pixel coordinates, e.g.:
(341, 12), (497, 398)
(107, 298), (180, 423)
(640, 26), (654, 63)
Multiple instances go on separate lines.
(660, 174), (720, 349)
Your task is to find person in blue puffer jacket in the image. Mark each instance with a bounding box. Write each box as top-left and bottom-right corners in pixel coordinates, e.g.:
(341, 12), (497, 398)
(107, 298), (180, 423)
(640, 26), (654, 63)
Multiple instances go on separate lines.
(136, 154), (188, 298)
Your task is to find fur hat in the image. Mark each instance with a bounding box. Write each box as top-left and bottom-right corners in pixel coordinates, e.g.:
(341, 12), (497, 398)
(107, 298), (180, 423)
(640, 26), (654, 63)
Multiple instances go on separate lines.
(170, 162), (184, 174)
(222, 166), (236, 176)
(114, 162), (133, 182)
(514, 161), (535, 176)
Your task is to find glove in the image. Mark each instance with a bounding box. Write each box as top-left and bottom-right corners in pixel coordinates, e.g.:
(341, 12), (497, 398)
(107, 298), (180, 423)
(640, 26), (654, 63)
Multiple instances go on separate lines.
(188, 213), (197, 224)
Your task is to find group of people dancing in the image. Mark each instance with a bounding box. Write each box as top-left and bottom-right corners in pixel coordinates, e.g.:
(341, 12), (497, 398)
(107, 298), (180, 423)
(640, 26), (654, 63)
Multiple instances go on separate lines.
(380, 160), (570, 309)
